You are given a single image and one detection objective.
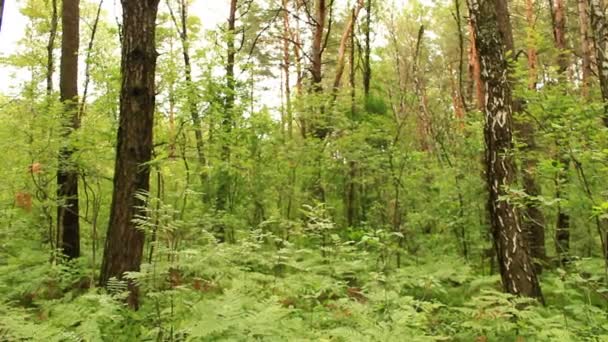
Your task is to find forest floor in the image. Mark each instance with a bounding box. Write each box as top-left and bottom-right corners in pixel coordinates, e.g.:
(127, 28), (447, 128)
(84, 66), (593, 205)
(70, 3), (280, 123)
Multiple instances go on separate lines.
(1, 232), (607, 341)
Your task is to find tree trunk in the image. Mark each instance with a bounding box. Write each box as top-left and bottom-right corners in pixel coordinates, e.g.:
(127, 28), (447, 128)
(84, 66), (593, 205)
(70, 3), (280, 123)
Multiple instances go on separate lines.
(282, 0), (293, 139)
(0, 0), (4, 32)
(100, 0), (160, 309)
(333, 0), (364, 91)
(310, 0), (328, 139)
(468, 0), (543, 301)
(590, 0), (608, 125)
(46, 0), (58, 96)
(550, 0), (571, 262)
(467, 18), (484, 111)
(578, 0), (592, 97)
(57, 0), (81, 260)
(363, 0), (372, 100)
(517, 0), (547, 271)
(215, 0), (238, 242)
(175, 0), (207, 190)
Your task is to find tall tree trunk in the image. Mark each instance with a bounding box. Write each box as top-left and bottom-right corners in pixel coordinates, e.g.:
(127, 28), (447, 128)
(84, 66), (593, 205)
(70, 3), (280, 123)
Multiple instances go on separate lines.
(590, 0), (608, 125)
(363, 0), (372, 99)
(46, 0), (59, 96)
(550, 0), (572, 262)
(100, 0), (160, 309)
(345, 7), (358, 227)
(216, 0), (238, 242)
(517, 0), (547, 271)
(578, 0), (592, 97)
(467, 18), (484, 111)
(333, 0), (364, 91)
(0, 0), (4, 32)
(468, 0), (543, 301)
(282, 0), (293, 139)
(57, 0), (81, 260)
(172, 0), (207, 190)
(310, 0), (328, 140)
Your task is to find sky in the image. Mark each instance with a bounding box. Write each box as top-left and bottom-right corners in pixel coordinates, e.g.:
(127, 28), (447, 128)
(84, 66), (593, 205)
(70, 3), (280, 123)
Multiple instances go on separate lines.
(0, 0), (230, 96)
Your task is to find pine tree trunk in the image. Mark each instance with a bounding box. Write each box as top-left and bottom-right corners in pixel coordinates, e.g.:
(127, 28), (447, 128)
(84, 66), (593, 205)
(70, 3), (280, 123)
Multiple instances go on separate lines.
(467, 18), (484, 111)
(46, 0), (58, 96)
(100, 0), (160, 309)
(468, 0), (543, 300)
(363, 0), (372, 100)
(590, 0), (608, 125)
(215, 0), (238, 242)
(550, 0), (572, 262)
(57, 0), (80, 260)
(578, 0), (592, 97)
(517, 0), (547, 271)
(282, 0), (293, 139)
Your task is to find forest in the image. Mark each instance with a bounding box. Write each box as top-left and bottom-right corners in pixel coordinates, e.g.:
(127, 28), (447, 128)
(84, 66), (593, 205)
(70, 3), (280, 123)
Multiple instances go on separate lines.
(0, 0), (608, 340)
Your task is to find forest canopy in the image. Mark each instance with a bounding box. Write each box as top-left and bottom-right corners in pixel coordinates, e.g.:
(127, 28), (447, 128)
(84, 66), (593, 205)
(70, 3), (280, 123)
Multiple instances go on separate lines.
(1, 0), (608, 340)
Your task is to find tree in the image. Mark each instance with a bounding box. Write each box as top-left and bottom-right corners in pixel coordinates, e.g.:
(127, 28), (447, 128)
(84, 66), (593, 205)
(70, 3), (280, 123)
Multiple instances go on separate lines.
(57, 0), (80, 259)
(100, 0), (160, 309)
(215, 0), (238, 241)
(590, 0), (608, 125)
(517, 0), (547, 270)
(0, 0), (4, 32)
(468, 0), (543, 300)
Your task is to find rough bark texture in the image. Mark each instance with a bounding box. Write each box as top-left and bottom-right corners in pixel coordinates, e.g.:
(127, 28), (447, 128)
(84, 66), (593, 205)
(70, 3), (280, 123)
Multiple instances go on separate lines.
(100, 0), (160, 309)
(468, 0), (543, 300)
(493, 0), (547, 271)
(57, 0), (80, 260)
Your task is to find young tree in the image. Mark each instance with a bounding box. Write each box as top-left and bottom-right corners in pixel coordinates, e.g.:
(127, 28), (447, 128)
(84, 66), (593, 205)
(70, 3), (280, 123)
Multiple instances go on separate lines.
(215, 0), (238, 240)
(57, 0), (80, 259)
(100, 0), (160, 309)
(468, 0), (543, 300)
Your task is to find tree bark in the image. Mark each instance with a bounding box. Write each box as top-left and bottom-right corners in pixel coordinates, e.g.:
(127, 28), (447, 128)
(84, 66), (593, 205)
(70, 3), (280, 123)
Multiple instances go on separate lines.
(0, 0), (4, 32)
(517, 0), (547, 271)
(578, 0), (592, 97)
(57, 0), (81, 260)
(100, 0), (160, 309)
(468, 0), (543, 301)
(467, 18), (484, 111)
(332, 0), (364, 90)
(170, 0), (207, 190)
(363, 0), (372, 100)
(590, 0), (608, 125)
(550, 0), (571, 262)
(215, 0), (238, 242)
(46, 0), (59, 96)
(282, 0), (293, 139)
(310, 0), (329, 140)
